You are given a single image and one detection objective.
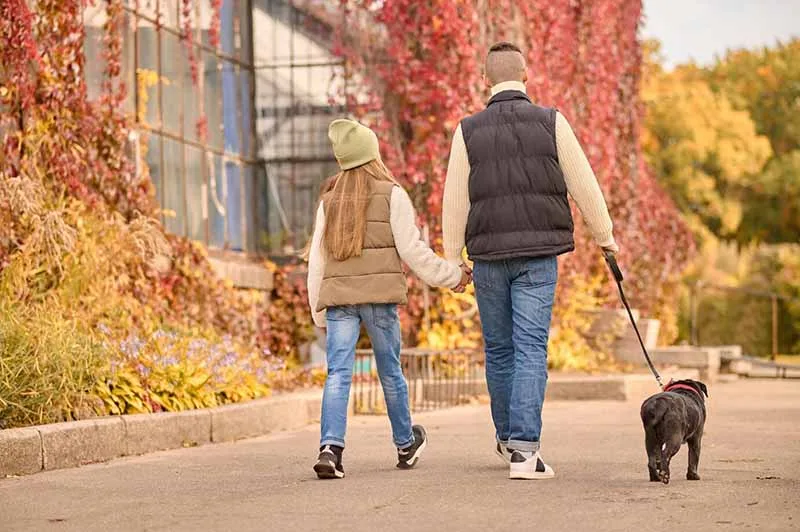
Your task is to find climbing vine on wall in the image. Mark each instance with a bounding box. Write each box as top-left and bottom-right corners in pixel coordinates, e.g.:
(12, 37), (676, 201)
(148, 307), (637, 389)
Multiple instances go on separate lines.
(333, 0), (694, 342)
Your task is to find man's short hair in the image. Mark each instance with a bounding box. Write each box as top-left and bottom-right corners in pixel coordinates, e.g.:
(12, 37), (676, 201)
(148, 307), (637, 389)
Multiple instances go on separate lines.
(485, 42), (526, 86)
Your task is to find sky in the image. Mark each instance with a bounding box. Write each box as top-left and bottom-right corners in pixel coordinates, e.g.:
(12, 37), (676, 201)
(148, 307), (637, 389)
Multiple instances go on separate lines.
(642, 0), (799, 66)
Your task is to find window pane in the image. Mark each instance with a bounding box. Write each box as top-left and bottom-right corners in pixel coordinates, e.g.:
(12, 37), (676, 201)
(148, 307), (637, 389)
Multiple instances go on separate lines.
(208, 153), (225, 248)
(243, 164), (255, 252)
(203, 52), (223, 150)
(220, 0), (235, 56)
(145, 133), (163, 206)
(160, 0), (179, 32)
(83, 3), (106, 101)
(254, 164), (271, 254)
(222, 60), (240, 154)
(237, 0), (252, 63)
(136, 21), (160, 127)
(160, 30), (183, 134)
(186, 145), (206, 243)
(136, 0), (159, 20)
(183, 44), (201, 143)
(240, 68), (253, 158)
(162, 137), (186, 236)
(225, 160), (243, 251)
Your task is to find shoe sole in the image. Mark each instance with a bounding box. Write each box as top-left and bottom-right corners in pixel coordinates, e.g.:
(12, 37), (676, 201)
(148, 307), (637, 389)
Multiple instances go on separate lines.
(314, 460), (344, 479)
(397, 429), (428, 470)
(509, 465), (555, 480)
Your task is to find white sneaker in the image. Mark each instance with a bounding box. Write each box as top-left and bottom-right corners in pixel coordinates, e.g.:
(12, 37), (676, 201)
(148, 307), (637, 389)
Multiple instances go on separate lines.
(495, 443), (512, 464)
(508, 450), (555, 480)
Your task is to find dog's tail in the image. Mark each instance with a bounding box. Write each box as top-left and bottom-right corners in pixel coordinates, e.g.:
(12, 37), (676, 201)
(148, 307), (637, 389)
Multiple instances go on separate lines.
(641, 397), (670, 431)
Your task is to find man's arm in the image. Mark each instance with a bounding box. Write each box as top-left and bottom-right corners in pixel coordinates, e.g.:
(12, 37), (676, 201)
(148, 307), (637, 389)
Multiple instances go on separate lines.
(442, 123), (472, 264)
(555, 112), (619, 252)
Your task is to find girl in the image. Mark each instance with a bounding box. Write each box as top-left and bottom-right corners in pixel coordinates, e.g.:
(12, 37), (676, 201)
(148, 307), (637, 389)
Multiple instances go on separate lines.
(307, 119), (470, 479)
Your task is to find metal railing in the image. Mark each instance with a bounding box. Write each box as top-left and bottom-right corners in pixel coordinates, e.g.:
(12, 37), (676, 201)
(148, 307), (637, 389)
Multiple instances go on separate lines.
(688, 281), (799, 359)
(352, 349), (486, 415)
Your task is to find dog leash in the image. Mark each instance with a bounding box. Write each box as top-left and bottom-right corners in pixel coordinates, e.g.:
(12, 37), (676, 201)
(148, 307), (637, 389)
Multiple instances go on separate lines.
(603, 250), (664, 389)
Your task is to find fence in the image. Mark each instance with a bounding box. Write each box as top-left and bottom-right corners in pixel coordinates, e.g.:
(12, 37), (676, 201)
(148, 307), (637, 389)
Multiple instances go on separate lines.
(352, 349), (486, 415)
(688, 281), (799, 358)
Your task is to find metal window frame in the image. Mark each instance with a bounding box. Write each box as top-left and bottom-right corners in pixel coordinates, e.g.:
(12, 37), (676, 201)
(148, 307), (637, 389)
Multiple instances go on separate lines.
(126, 0), (260, 256)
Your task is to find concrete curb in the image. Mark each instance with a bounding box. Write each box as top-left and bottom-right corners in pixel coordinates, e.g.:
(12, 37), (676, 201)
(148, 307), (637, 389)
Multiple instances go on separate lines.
(0, 390), (323, 479)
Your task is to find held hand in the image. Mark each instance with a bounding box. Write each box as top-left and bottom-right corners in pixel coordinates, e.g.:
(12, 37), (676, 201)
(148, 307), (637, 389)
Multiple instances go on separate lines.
(452, 263), (473, 293)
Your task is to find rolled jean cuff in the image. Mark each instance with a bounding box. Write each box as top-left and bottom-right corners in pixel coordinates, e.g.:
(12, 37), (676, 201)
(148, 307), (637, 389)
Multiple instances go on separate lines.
(320, 438), (346, 449)
(396, 434), (414, 449)
(507, 439), (540, 452)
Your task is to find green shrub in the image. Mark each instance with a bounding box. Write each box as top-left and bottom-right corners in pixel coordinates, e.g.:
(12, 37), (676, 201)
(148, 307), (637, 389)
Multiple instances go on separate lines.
(0, 301), (104, 428)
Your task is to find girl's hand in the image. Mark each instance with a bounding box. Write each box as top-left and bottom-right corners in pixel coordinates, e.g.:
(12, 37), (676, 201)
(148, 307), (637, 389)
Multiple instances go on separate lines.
(453, 263), (473, 293)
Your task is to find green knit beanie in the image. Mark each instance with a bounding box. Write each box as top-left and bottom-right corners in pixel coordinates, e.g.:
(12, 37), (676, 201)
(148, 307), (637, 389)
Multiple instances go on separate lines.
(328, 119), (380, 170)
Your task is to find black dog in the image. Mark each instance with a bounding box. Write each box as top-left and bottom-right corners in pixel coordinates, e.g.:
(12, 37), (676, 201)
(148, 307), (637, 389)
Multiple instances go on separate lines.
(640, 379), (708, 484)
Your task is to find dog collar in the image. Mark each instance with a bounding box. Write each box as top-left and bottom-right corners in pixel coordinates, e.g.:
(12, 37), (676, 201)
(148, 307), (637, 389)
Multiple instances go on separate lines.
(663, 383), (702, 397)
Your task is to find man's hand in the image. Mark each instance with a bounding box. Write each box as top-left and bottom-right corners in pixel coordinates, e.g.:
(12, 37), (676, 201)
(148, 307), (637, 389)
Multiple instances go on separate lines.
(601, 244), (619, 256)
(452, 263), (473, 293)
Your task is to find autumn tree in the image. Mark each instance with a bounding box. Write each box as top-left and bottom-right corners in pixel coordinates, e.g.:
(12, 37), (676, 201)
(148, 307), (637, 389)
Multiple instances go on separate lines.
(641, 41), (772, 242)
(705, 39), (800, 243)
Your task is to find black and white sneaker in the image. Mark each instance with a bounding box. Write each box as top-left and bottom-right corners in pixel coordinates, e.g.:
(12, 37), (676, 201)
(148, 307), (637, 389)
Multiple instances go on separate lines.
(313, 445), (344, 479)
(508, 450), (555, 480)
(495, 443), (512, 464)
(396, 425), (427, 469)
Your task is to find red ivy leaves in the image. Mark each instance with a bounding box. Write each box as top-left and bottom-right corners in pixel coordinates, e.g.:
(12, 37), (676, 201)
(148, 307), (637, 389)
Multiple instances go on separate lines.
(0, 0), (38, 111)
(334, 0), (694, 334)
(208, 0), (222, 49)
(181, 0), (199, 84)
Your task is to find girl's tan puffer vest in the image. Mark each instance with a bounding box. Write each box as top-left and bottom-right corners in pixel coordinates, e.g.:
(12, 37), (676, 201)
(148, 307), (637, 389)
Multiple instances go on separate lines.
(316, 181), (408, 311)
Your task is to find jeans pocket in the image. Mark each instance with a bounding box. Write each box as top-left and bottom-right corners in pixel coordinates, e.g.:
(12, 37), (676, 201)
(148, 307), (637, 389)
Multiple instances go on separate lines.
(327, 305), (358, 322)
(372, 304), (399, 331)
(473, 261), (494, 291)
(524, 257), (558, 287)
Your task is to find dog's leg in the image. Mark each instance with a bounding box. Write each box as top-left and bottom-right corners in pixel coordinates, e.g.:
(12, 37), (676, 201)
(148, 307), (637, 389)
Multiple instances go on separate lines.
(659, 435), (681, 485)
(645, 430), (660, 481)
(687, 432), (702, 481)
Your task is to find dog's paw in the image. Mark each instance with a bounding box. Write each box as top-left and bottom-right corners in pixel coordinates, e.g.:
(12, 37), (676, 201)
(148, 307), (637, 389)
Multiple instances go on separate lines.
(659, 470), (670, 484)
(687, 471), (700, 481)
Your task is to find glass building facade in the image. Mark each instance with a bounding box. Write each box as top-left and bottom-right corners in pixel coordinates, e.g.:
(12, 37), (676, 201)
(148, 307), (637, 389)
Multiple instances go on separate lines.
(84, 0), (346, 260)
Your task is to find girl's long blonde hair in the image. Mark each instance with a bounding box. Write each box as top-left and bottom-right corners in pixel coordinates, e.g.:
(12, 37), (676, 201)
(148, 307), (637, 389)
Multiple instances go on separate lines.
(323, 158), (398, 262)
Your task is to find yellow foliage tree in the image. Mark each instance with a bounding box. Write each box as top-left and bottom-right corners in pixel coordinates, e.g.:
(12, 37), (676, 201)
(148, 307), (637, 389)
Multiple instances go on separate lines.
(641, 42), (772, 242)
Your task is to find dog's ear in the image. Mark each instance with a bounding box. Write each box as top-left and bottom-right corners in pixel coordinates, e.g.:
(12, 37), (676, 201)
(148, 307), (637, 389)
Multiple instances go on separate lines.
(695, 381), (708, 398)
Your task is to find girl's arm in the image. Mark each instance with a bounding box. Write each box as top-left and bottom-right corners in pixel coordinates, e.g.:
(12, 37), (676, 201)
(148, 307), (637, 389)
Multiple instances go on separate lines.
(307, 202), (327, 328)
(389, 187), (463, 289)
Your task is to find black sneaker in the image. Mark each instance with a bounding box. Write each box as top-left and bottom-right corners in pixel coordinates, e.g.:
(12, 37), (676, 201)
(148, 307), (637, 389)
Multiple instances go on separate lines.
(313, 445), (344, 479)
(396, 425), (427, 469)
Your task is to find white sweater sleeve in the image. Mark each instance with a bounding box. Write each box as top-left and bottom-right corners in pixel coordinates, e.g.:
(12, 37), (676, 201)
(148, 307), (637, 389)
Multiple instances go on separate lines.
(555, 112), (618, 252)
(390, 187), (463, 289)
(306, 203), (327, 328)
(442, 123), (471, 264)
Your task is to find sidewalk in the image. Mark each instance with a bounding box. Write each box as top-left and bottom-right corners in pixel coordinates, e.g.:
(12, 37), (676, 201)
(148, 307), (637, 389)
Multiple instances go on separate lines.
(1, 380), (798, 531)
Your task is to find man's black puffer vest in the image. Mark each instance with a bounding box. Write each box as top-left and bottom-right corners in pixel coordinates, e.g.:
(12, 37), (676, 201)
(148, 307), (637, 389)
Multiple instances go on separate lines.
(461, 90), (575, 261)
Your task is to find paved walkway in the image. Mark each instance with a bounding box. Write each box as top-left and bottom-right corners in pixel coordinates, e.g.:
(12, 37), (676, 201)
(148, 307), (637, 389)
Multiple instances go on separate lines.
(2, 380), (799, 532)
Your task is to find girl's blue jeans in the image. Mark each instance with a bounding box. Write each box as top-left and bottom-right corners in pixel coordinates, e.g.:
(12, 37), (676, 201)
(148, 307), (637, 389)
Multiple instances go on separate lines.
(320, 304), (414, 449)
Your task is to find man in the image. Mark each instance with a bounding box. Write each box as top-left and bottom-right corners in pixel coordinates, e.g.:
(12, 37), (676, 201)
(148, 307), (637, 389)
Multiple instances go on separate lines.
(442, 42), (619, 480)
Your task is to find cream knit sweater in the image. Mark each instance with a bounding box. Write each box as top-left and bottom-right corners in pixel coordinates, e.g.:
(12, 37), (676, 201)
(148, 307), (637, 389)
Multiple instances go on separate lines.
(443, 81), (618, 264)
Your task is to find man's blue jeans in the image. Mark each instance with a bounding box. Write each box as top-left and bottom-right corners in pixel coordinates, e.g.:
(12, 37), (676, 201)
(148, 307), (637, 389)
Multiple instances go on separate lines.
(473, 256), (558, 452)
(320, 304), (414, 449)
